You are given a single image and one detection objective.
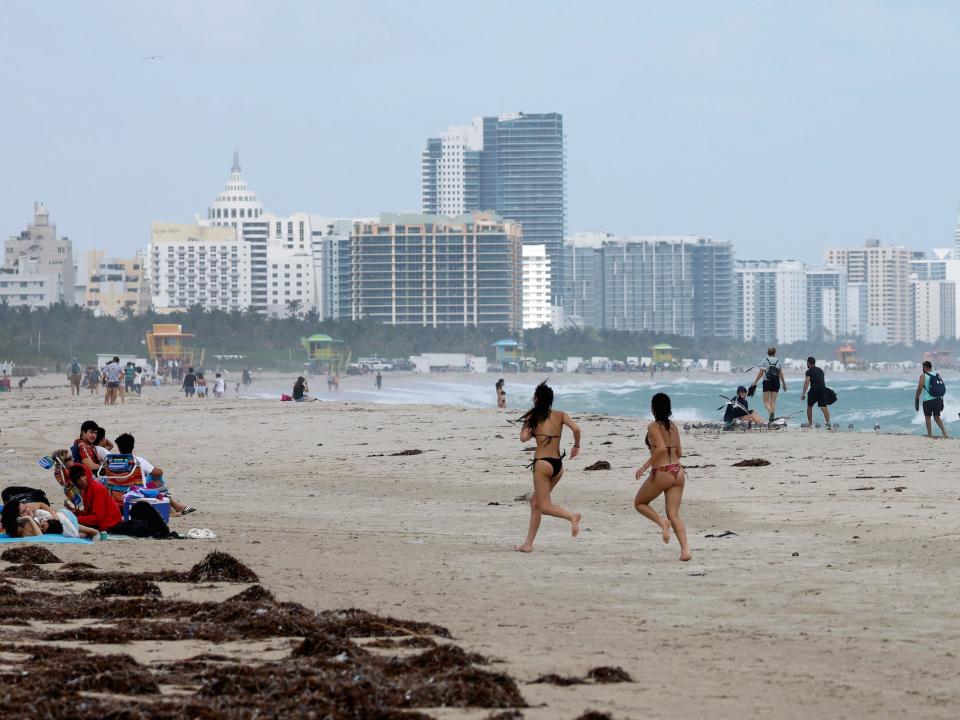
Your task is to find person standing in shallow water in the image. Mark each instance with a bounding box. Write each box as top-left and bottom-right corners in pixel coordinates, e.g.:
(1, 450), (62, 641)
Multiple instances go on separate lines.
(915, 360), (948, 438)
(633, 393), (691, 561)
(515, 382), (581, 552)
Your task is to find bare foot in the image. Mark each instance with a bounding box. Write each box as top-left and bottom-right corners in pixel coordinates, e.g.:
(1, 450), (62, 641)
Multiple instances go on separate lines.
(661, 519), (671, 544)
(514, 544), (533, 553)
(571, 513), (581, 538)
(680, 549), (692, 561)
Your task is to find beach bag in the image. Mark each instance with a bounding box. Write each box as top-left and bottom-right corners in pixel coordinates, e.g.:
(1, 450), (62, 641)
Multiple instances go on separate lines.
(823, 387), (838, 406)
(926, 372), (947, 398)
(280, 393), (292, 401)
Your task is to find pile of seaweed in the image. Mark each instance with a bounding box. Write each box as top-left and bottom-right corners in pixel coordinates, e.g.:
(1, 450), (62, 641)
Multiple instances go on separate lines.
(0, 551), (531, 719)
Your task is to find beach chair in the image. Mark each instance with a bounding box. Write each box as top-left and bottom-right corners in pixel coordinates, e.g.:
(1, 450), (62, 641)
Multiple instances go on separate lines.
(96, 454), (148, 509)
(38, 455), (85, 511)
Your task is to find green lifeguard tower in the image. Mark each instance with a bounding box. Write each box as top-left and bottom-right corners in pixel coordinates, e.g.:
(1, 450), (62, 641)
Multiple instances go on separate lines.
(651, 343), (674, 364)
(300, 333), (350, 372)
(492, 338), (524, 366)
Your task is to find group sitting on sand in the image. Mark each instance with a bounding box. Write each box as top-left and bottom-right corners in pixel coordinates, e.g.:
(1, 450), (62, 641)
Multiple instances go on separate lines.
(0, 420), (198, 540)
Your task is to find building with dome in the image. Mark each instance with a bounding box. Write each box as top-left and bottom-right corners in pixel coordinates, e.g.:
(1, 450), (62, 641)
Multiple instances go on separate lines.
(205, 151), (265, 227)
(2, 202), (75, 305)
(199, 151), (318, 318)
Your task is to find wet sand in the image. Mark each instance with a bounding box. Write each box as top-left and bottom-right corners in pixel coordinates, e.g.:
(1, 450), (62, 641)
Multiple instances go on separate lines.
(1, 375), (959, 718)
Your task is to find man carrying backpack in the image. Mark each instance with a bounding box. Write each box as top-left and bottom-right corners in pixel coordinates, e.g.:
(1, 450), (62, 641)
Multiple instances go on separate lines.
(915, 360), (948, 438)
(750, 347), (787, 424)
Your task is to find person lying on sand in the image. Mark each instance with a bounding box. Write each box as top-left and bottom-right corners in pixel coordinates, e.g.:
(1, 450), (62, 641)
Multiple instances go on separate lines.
(633, 393), (691, 562)
(514, 381), (582, 553)
(0, 499), (97, 539)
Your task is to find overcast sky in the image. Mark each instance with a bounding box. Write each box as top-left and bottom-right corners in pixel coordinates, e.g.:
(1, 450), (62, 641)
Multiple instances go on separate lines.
(2, 1), (960, 263)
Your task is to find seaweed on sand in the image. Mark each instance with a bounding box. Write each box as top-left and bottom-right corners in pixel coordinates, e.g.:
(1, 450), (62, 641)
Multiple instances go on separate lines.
(586, 666), (633, 683)
(83, 577), (162, 598)
(0, 546), (62, 564)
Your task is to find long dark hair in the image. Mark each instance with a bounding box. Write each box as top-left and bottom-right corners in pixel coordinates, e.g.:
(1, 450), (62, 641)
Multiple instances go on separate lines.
(495, 378), (504, 391)
(1, 500), (21, 538)
(518, 382), (553, 432)
(651, 392), (672, 431)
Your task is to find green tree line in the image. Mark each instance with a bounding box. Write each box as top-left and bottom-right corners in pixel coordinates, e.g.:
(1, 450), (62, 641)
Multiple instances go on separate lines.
(0, 303), (950, 370)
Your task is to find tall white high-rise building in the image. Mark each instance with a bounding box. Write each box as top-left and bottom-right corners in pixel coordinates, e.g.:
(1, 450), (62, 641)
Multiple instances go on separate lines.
(736, 260), (808, 344)
(262, 211), (315, 318)
(148, 223), (251, 312)
(310, 217), (360, 321)
(522, 244), (552, 329)
(846, 282), (869, 337)
(806, 266), (848, 341)
(421, 120), (484, 217)
(912, 279), (956, 343)
(200, 151), (269, 313)
(423, 113), (566, 302)
(825, 240), (912, 344)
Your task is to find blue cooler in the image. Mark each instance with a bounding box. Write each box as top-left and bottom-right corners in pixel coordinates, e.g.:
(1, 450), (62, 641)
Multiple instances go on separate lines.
(122, 496), (171, 522)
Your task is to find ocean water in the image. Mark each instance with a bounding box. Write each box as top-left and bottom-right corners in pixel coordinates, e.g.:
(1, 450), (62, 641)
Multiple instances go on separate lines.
(253, 373), (958, 435)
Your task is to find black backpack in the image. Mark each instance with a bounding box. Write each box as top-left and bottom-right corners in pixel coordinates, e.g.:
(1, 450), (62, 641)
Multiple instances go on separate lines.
(926, 372), (947, 398)
(764, 359), (780, 381)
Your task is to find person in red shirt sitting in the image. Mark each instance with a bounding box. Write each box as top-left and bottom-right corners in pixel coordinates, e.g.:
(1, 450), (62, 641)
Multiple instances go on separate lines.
(68, 465), (173, 538)
(72, 420), (101, 474)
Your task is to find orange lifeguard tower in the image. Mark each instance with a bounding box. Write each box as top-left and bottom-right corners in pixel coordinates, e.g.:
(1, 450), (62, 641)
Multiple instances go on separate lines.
(836, 343), (858, 367)
(145, 324), (197, 367)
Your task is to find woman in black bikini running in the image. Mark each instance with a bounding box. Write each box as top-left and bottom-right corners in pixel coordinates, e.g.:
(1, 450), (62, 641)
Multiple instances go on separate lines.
(634, 392), (691, 561)
(515, 382), (582, 553)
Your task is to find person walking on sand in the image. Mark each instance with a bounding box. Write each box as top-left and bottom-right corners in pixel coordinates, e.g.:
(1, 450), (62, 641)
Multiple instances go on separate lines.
(182, 367), (197, 398)
(67, 357), (82, 396)
(375, 371), (382, 390)
(633, 393), (691, 561)
(103, 357), (122, 406)
(800, 356), (830, 428)
(750, 347), (787, 423)
(496, 378), (506, 408)
(915, 360), (948, 438)
(515, 381), (582, 552)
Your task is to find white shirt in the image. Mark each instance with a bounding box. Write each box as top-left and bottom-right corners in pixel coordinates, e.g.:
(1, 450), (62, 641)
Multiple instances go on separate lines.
(214, 377), (226, 393)
(136, 455), (155, 475)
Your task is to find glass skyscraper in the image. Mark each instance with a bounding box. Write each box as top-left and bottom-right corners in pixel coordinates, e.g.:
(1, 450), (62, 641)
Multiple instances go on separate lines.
(422, 112), (566, 302)
(562, 234), (735, 338)
(348, 212), (522, 329)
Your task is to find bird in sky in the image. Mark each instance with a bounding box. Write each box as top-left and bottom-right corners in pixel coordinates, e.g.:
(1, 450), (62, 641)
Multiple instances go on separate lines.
(144, 55), (163, 61)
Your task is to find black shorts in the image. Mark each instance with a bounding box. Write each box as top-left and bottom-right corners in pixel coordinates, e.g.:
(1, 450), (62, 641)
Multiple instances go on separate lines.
(762, 378), (780, 393)
(106, 381), (119, 389)
(923, 398), (944, 417)
(807, 389), (826, 407)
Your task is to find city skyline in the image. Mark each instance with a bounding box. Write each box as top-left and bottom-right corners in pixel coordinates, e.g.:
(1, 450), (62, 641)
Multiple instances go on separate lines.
(4, 2), (960, 261)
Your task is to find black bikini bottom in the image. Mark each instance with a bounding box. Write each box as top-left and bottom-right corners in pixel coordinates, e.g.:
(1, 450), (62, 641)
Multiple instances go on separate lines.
(527, 450), (567, 479)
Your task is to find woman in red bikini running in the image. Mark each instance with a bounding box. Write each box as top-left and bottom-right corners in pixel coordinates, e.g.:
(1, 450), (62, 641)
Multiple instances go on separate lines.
(515, 382), (581, 553)
(634, 392), (691, 561)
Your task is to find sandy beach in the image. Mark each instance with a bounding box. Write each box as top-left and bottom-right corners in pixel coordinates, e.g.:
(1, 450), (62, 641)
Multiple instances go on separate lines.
(2, 374), (959, 718)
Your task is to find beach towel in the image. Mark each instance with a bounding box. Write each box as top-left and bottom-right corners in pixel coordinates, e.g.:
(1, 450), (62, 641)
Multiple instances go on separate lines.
(0, 534), (93, 544)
